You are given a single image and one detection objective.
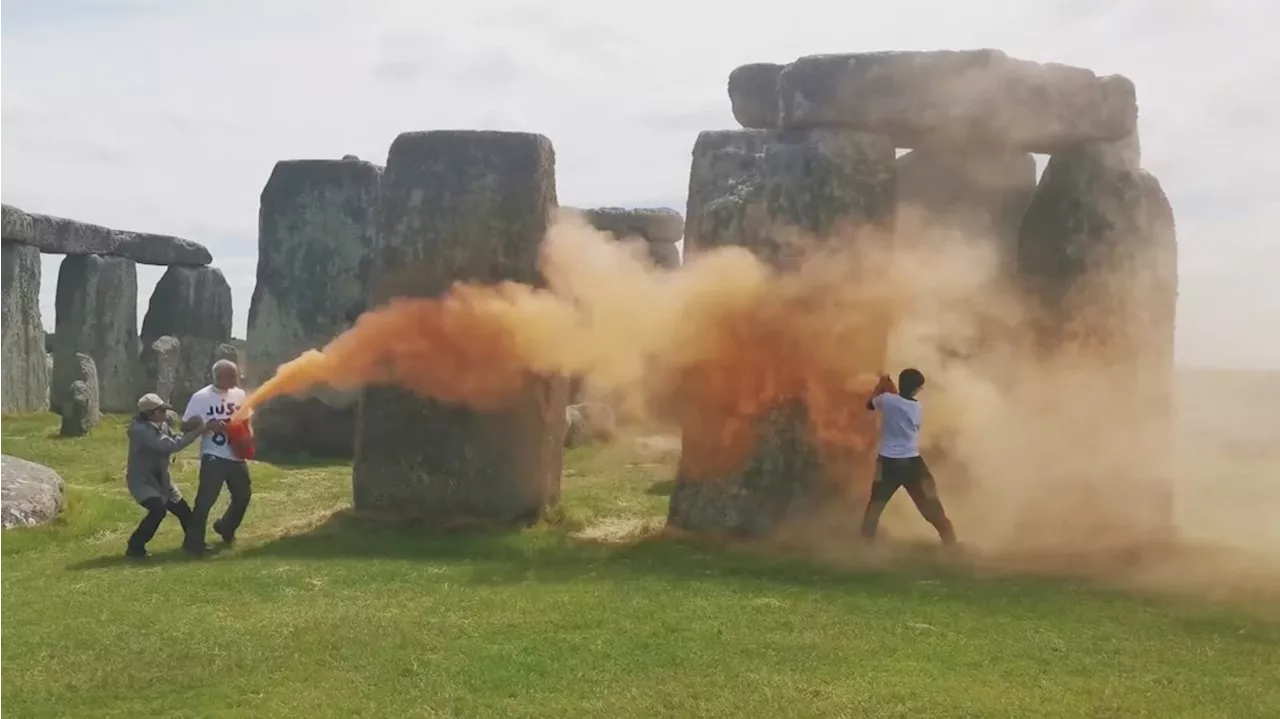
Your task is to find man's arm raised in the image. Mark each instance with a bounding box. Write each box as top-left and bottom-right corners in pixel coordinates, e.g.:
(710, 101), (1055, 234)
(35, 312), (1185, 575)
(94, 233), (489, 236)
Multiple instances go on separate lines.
(866, 373), (897, 411)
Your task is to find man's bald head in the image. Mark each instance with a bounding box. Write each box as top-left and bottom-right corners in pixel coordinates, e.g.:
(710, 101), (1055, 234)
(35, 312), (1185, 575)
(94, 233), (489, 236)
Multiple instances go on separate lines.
(212, 359), (240, 390)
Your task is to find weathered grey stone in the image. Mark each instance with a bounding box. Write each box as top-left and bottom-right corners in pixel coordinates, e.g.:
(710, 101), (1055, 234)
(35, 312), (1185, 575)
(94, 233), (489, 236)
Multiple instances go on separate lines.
(60, 352), (101, 436)
(0, 204), (212, 266)
(648, 240), (681, 270)
(728, 63), (783, 129)
(1015, 142), (1175, 545)
(668, 401), (826, 537)
(1, 455), (65, 529)
(579, 206), (684, 268)
(1017, 137), (1146, 330)
(564, 402), (617, 448)
(671, 128), (896, 536)
(139, 335), (181, 403)
(53, 254), (138, 413)
(247, 158), (381, 458)
(684, 128), (897, 262)
(353, 130), (568, 523)
(896, 147), (1037, 268)
(142, 266), (232, 342)
(2, 241), (50, 412)
(2, 204), (34, 241)
(733, 50), (1138, 153)
(580, 207), (684, 244)
(140, 266), (233, 411)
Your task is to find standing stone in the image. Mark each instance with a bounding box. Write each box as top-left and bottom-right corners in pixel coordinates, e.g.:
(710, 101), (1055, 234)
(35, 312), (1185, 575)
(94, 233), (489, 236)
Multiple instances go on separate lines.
(1, 455), (65, 529)
(581, 207), (684, 269)
(1017, 137), (1145, 338)
(53, 254), (138, 413)
(669, 128), (897, 537)
(1015, 137), (1175, 546)
(59, 353), (101, 437)
(246, 158), (381, 458)
(896, 147), (1037, 267)
(684, 129), (896, 263)
(140, 266), (233, 412)
(668, 400), (824, 536)
(139, 335), (182, 404)
(2, 241), (50, 412)
(352, 130), (568, 523)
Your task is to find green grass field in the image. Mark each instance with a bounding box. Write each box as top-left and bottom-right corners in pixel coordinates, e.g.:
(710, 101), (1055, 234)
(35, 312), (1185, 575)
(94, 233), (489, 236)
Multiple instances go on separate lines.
(3, 413), (1278, 718)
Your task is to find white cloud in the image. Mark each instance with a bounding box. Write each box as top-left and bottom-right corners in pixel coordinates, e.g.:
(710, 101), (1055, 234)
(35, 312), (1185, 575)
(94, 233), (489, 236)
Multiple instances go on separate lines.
(2, 0), (1278, 368)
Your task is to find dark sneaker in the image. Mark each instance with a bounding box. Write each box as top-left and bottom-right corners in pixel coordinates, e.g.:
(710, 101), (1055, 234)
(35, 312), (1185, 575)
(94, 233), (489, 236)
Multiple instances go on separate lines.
(125, 547), (149, 560)
(212, 520), (235, 545)
(183, 543), (212, 559)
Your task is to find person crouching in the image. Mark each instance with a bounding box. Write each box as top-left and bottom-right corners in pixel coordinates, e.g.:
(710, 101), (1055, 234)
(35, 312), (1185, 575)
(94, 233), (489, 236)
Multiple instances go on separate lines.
(125, 393), (205, 559)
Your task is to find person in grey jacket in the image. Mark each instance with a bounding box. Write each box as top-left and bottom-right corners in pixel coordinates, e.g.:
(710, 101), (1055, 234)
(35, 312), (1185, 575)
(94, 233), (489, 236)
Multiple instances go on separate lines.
(125, 393), (205, 558)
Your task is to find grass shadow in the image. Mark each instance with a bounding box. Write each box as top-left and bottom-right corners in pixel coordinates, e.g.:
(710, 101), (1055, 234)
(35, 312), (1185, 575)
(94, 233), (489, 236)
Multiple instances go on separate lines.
(67, 545), (228, 570)
(645, 479), (675, 496)
(230, 508), (970, 600)
(255, 452), (354, 470)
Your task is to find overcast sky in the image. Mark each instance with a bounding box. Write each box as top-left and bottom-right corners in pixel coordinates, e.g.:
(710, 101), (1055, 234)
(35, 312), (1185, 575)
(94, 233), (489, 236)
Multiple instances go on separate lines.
(3, 0), (1278, 369)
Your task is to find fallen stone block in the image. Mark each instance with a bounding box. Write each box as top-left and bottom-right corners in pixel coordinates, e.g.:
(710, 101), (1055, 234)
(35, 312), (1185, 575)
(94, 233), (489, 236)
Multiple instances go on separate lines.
(1, 455), (65, 529)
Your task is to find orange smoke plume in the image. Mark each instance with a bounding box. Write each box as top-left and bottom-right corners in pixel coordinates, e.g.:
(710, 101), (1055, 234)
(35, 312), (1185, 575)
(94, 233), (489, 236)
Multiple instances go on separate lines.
(234, 210), (900, 479)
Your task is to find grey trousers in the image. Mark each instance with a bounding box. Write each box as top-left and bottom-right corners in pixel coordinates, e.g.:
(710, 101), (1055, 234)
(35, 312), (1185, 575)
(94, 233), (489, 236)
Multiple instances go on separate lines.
(184, 454), (252, 550)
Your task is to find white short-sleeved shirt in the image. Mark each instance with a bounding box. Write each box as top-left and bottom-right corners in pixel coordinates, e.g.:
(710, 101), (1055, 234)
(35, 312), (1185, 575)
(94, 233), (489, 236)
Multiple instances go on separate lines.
(183, 385), (248, 461)
(871, 393), (922, 459)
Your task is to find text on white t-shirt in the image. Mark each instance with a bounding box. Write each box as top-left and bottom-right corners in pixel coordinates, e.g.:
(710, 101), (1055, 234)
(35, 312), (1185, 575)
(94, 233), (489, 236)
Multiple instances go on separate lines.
(183, 385), (248, 461)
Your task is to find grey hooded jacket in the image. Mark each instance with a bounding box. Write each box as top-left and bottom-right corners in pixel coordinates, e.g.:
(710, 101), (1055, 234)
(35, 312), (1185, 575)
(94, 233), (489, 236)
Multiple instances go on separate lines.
(126, 416), (201, 504)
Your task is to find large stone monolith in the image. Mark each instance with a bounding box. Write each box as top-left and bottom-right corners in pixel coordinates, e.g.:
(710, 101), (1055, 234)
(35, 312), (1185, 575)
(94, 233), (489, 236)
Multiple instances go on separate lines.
(731, 50), (1137, 153)
(53, 254), (138, 413)
(352, 130), (568, 523)
(140, 266), (233, 411)
(669, 128), (896, 538)
(247, 157), (382, 458)
(1014, 136), (1176, 547)
(2, 241), (50, 412)
(1, 204), (212, 265)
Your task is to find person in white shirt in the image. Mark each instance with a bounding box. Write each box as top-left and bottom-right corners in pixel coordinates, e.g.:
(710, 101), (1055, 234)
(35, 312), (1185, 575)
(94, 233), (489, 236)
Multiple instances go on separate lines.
(181, 359), (252, 556)
(860, 368), (957, 546)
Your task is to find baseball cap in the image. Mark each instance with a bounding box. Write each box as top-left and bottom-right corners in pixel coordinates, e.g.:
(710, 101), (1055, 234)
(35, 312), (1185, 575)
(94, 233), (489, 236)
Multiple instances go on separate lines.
(137, 393), (170, 412)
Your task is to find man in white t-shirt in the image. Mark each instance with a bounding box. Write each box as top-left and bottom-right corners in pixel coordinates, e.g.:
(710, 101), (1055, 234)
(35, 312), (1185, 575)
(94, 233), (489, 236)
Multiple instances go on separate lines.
(859, 368), (957, 546)
(181, 359), (251, 556)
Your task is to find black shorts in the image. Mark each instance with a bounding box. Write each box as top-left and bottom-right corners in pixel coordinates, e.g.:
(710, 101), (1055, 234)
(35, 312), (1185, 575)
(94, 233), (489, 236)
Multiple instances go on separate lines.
(869, 455), (937, 503)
